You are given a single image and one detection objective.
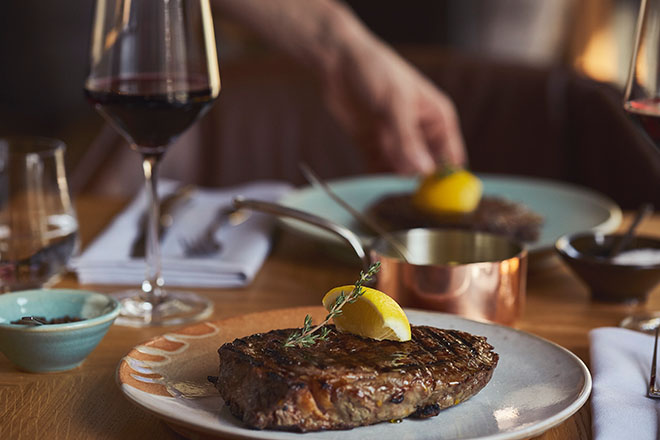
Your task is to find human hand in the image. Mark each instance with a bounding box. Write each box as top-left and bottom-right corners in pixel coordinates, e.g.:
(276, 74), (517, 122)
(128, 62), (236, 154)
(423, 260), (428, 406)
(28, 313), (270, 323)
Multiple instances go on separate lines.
(322, 39), (466, 174)
(210, 0), (465, 173)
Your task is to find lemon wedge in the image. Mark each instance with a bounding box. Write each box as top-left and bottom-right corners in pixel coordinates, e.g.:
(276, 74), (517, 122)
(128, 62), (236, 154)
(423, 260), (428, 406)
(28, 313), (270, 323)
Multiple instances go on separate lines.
(412, 168), (483, 214)
(322, 285), (411, 342)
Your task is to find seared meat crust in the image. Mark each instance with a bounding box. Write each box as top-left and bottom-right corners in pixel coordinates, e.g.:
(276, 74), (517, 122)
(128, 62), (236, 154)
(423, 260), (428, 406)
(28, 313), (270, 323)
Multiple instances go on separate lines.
(214, 325), (498, 432)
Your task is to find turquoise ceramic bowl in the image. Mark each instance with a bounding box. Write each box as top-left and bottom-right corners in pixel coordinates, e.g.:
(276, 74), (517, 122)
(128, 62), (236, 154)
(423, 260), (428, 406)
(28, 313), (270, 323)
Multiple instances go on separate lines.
(0, 289), (120, 373)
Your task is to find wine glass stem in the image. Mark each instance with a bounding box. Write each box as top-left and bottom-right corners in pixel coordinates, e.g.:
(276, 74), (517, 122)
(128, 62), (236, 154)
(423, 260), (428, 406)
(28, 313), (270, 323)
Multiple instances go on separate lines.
(141, 153), (165, 303)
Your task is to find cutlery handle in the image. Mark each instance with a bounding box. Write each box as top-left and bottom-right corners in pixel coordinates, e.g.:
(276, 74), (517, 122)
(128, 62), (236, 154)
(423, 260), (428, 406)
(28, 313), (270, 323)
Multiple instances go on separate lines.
(609, 203), (654, 257)
(233, 196), (371, 270)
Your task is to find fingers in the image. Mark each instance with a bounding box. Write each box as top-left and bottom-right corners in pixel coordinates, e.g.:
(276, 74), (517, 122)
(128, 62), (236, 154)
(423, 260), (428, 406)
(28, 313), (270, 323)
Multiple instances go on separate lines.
(423, 115), (467, 168)
(372, 110), (437, 175)
(393, 121), (437, 174)
(420, 93), (467, 168)
(358, 103), (463, 174)
(439, 101), (467, 167)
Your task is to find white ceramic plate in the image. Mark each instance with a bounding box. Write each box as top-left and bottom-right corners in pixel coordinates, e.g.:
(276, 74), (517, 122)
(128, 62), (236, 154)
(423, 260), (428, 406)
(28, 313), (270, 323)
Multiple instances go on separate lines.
(118, 307), (591, 440)
(277, 174), (622, 254)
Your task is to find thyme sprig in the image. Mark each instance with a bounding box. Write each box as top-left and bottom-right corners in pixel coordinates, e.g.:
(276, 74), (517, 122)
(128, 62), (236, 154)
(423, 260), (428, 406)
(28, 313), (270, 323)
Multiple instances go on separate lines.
(284, 261), (381, 348)
(434, 164), (461, 179)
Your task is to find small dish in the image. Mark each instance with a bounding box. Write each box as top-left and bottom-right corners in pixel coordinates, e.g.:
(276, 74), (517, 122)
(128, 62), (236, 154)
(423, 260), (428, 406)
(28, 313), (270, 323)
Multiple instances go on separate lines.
(555, 232), (660, 303)
(0, 288), (120, 372)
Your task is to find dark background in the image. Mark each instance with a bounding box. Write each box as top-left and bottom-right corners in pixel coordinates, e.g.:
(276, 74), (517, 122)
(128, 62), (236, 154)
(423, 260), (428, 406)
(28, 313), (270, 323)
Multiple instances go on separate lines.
(0, 1), (657, 208)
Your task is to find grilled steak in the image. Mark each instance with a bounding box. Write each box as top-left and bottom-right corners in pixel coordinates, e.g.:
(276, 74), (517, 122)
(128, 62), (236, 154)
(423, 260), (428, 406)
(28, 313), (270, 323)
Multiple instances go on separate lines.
(366, 193), (543, 243)
(213, 325), (498, 432)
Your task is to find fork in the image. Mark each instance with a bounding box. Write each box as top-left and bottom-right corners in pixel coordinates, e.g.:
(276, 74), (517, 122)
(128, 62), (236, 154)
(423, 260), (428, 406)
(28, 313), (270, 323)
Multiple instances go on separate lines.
(649, 327), (660, 398)
(181, 206), (242, 257)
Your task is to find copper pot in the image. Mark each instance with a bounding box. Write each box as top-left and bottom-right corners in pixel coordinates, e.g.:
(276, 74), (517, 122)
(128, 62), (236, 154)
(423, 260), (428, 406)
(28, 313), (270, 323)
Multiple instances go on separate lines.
(234, 197), (527, 326)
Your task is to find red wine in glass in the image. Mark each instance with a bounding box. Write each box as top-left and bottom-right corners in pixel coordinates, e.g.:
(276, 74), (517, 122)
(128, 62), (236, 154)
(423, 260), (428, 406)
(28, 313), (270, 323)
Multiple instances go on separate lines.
(84, 74), (219, 327)
(85, 76), (216, 155)
(624, 97), (660, 151)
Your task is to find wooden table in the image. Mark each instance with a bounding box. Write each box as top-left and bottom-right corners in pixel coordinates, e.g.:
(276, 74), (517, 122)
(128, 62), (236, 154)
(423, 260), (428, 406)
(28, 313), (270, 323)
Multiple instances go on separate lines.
(1, 197), (659, 439)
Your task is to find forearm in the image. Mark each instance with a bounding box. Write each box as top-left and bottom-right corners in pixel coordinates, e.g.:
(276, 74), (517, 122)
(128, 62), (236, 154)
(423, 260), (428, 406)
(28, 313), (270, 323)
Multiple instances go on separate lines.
(210, 0), (377, 78)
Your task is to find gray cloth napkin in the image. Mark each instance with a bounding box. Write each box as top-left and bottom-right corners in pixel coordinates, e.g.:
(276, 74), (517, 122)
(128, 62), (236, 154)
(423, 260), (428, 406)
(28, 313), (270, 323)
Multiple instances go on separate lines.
(589, 327), (660, 440)
(72, 180), (291, 287)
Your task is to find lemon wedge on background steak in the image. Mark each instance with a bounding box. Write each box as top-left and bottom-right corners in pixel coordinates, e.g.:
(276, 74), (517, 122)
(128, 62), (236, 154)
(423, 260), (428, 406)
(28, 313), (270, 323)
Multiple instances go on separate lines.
(413, 168), (483, 214)
(322, 285), (411, 342)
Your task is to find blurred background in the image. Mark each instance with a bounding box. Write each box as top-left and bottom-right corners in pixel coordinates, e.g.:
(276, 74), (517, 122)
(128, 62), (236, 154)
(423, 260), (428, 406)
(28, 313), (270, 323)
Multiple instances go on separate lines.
(0, 0), (658, 208)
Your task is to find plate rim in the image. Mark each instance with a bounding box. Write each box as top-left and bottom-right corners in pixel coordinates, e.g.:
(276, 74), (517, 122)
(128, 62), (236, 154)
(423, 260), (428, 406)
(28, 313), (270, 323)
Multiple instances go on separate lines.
(117, 306), (592, 440)
(406, 308), (593, 440)
(278, 172), (623, 253)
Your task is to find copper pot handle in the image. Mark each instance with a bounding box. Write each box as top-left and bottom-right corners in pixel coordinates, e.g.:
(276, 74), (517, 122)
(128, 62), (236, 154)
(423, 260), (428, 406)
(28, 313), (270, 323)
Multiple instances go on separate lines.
(232, 196), (371, 270)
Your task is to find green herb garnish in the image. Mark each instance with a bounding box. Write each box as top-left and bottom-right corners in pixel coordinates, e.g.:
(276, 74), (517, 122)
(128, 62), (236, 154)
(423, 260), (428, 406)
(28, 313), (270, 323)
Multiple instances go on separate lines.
(433, 164), (462, 179)
(283, 261), (381, 348)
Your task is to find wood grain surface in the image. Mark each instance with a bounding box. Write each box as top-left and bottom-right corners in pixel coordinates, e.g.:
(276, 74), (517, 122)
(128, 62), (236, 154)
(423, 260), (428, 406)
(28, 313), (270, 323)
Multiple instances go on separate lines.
(1, 196), (659, 440)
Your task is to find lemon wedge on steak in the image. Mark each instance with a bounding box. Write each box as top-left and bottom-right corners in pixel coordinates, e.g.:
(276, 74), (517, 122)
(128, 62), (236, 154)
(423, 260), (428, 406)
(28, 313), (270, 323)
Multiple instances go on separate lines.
(322, 285), (411, 342)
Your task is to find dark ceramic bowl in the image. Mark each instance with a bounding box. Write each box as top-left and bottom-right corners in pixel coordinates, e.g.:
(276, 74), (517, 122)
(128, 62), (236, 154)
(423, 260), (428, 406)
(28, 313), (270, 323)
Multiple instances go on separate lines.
(555, 232), (660, 303)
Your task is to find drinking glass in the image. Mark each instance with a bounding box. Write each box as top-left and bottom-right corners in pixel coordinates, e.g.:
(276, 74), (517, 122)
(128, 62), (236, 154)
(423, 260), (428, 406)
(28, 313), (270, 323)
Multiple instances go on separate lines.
(0, 137), (79, 292)
(85, 0), (220, 326)
(621, 0), (660, 332)
(624, 0), (660, 153)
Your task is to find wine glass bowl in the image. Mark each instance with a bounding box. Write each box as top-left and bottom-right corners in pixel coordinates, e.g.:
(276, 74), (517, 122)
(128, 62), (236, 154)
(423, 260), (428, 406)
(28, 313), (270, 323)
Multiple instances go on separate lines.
(624, 0), (660, 152)
(85, 0), (220, 156)
(85, 0), (220, 326)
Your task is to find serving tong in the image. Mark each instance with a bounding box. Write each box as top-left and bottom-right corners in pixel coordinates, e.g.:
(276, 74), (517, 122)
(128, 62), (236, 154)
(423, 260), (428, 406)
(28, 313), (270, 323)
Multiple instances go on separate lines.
(298, 163), (413, 263)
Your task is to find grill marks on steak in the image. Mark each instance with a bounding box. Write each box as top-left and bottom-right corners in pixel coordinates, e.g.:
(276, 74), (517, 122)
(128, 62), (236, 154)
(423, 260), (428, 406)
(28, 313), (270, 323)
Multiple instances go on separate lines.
(366, 193), (544, 243)
(214, 325), (498, 432)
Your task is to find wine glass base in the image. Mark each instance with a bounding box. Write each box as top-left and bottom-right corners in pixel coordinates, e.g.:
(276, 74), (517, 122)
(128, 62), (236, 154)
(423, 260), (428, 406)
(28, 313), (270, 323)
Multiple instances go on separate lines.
(619, 312), (660, 333)
(111, 289), (213, 327)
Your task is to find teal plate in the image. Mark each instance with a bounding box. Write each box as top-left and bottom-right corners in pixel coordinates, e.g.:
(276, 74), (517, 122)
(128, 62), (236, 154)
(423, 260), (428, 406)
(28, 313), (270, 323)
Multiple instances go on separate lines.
(278, 173), (622, 254)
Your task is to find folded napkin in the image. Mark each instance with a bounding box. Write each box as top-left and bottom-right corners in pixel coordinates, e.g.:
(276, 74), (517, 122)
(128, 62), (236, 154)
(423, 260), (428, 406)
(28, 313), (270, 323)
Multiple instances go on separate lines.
(72, 180), (292, 288)
(590, 327), (660, 440)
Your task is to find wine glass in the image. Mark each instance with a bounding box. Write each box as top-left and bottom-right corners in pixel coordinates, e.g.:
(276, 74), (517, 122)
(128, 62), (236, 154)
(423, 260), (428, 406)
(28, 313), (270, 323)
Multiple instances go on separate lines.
(620, 0), (660, 332)
(624, 0), (660, 153)
(84, 0), (220, 326)
(0, 137), (79, 292)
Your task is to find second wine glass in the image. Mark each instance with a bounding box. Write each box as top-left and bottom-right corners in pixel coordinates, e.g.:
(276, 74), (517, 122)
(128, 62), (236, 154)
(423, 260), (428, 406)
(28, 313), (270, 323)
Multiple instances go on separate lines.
(85, 0), (221, 326)
(620, 0), (660, 332)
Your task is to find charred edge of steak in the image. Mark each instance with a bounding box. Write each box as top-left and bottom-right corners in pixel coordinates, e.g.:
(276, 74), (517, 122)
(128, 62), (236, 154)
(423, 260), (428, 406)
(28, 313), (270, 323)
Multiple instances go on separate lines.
(366, 193), (543, 243)
(413, 403), (442, 418)
(214, 325), (498, 432)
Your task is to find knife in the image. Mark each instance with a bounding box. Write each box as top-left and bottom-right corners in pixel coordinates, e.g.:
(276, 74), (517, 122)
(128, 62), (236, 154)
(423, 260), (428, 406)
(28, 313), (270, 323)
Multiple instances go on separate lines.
(130, 184), (196, 258)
